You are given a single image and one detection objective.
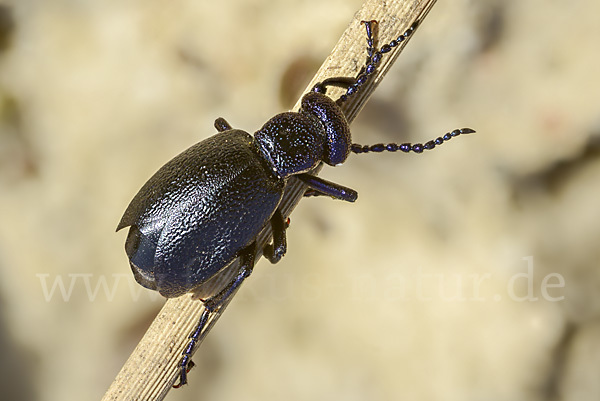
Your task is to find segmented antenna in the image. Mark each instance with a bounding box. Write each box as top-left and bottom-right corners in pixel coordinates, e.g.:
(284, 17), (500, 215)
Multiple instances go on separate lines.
(351, 128), (476, 154)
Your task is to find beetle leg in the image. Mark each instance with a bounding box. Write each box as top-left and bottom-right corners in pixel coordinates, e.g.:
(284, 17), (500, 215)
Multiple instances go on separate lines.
(174, 242), (256, 388)
(263, 208), (287, 264)
(214, 117), (233, 132)
(296, 173), (358, 203)
(311, 77), (356, 95)
(303, 187), (352, 200)
(303, 188), (321, 198)
(204, 243), (255, 311)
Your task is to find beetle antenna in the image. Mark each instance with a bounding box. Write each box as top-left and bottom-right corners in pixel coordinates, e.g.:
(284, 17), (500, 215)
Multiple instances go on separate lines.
(336, 20), (418, 105)
(351, 128), (476, 154)
(311, 20), (418, 103)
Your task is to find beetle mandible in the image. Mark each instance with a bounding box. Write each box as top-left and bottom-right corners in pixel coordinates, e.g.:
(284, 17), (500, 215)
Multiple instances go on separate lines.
(117, 19), (475, 387)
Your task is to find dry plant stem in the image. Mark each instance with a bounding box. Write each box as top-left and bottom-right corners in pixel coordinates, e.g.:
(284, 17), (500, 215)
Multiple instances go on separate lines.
(102, 0), (437, 400)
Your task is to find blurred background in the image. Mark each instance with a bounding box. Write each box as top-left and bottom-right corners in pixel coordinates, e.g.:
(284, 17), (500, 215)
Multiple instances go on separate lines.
(0, 0), (599, 400)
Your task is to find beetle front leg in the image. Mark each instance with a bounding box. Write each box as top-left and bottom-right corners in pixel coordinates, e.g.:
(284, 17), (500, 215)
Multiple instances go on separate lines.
(174, 242), (256, 388)
(263, 208), (286, 264)
(296, 173), (358, 203)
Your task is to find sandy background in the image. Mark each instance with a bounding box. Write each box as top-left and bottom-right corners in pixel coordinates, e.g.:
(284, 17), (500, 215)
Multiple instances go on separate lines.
(0, 0), (599, 400)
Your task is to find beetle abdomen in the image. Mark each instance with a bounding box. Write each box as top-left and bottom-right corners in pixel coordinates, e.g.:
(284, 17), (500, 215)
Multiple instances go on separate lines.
(118, 130), (284, 297)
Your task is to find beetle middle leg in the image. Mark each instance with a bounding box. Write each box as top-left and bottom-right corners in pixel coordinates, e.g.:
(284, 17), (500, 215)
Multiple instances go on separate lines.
(174, 242), (257, 388)
(263, 208), (287, 264)
(297, 173), (358, 202)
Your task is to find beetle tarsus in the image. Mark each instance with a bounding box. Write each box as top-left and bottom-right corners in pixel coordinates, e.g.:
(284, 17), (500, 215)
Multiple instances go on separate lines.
(173, 356), (197, 388)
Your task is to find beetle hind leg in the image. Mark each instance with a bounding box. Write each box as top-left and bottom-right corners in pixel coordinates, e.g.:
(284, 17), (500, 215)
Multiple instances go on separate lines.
(174, 242), (256, 388)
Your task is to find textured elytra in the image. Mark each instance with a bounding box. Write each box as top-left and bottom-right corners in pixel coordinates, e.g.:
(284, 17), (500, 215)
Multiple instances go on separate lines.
(117, 130), (284, 297)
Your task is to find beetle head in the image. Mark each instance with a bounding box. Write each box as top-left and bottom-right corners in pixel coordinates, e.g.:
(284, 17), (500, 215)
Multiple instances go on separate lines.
(300, 92), (351, 166)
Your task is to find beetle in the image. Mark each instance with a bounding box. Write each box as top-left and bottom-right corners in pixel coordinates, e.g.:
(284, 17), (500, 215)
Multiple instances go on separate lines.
(117, 19), (474, 387)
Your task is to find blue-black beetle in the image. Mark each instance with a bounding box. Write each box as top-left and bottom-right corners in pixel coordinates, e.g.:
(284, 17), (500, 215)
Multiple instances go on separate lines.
(117, 20), (474, 387)
(116, 91), (359, 298)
